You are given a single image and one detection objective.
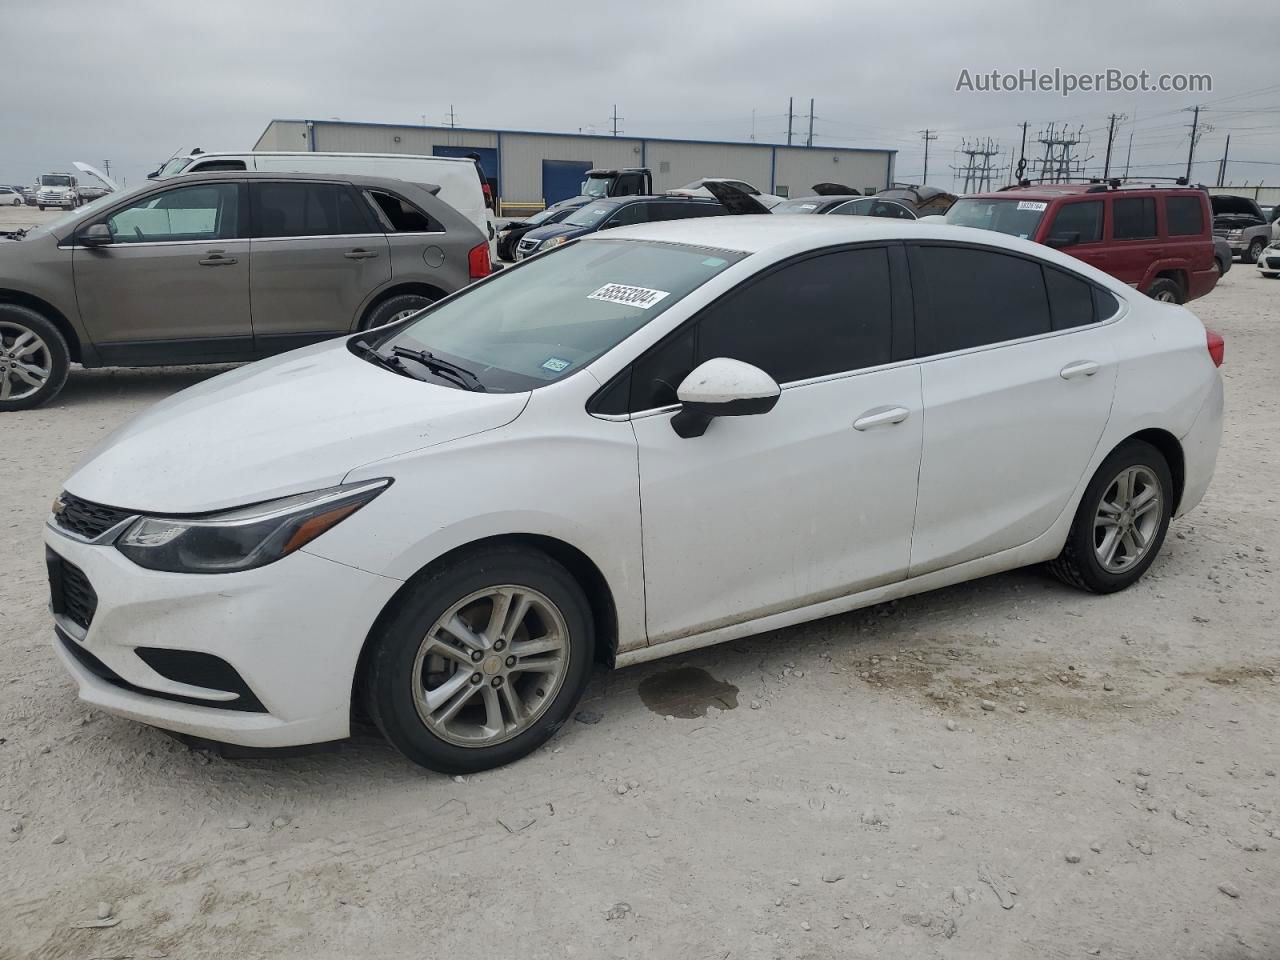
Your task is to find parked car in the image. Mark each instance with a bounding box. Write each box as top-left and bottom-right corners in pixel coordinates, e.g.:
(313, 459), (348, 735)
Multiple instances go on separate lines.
(36, 173), (81, 210)
(1211, 195), (1271, 264)
(666, 178), (785, 208)
(1257, 239), (1280, 278)
(0, 171), (490, 410)
(44, 216), (1223, 772)
(945, 183), (1219, 304)
(496, 201), (587, 261)
(21, 186), (37, 206)
(772, 195), (917, 219)
(877, 185), (958, 216)
(151, 151), (497, 258)
(0, 186), (23, 207)
(514, 195), (725, 259)
(1213, 237), (1233, 276)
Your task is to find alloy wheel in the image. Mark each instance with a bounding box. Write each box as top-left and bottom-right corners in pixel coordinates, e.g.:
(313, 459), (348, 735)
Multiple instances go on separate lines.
(412, 585), (570, 747)
(0, 321), (52, 402)
(1093, 465), (1162, 573)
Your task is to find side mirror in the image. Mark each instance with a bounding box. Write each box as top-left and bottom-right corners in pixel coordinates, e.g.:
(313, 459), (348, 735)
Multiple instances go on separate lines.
(79, 223), (113, 247)
(671, 358), (780, 439)
(1046, 232), (1080, 249)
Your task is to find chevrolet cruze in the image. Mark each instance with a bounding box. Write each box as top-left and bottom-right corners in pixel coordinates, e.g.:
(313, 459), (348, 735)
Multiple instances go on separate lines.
(45, 216), (1224, 773)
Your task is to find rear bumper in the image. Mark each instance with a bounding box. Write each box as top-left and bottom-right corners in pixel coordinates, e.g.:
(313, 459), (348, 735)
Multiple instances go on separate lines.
(1185, 267), (1220, 302)
(1176, 374), (1223, 518)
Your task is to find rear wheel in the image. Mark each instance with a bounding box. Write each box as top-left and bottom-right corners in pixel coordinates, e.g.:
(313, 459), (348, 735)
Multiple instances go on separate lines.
(362, 547), (595, 773)
(360, 293), (435, 331)
(1048, 439), (1173, 594)
(0, 305), (70, 411)
(1146, 278), (1183, 304)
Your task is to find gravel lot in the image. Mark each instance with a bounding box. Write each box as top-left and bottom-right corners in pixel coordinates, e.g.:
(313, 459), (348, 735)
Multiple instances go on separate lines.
(1, 225), (1277, 959)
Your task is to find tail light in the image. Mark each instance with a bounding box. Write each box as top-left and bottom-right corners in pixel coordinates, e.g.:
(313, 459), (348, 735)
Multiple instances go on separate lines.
(468, 242), (492, 279)
(1206, 328), (1225, 367)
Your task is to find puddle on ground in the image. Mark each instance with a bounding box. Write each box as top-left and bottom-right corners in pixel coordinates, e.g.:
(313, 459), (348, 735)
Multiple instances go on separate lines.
(637, 666), (739, 718)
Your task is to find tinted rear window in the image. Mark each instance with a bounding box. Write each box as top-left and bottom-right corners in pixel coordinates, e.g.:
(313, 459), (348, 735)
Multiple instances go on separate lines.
(1165, 196), (1205, 236)
(1044, 268), (1095, 330)
(252, 182), (372, 238)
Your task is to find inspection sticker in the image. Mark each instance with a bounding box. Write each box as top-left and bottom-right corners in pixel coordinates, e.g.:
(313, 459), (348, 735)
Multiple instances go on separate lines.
(588, 283), (671, 310)
(1017, 200), (1048, 212)
(541, 357), (571, 372)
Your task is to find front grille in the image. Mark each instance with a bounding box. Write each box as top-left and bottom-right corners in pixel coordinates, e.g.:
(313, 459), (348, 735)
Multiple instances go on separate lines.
(1266, 257), (1280, 269)
(54, 492), (133, 540)
(518, 237), (538, 251)
(47, 549), (99, 631)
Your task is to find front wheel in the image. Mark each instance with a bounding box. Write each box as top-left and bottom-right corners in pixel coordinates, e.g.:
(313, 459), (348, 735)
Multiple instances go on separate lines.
(1048, 439), (1173, 593)
(360, 293), (435, 331)
(1245, 238), (1266, 264)
(362, 547), (595, 773)
(0, 305), (70, 411)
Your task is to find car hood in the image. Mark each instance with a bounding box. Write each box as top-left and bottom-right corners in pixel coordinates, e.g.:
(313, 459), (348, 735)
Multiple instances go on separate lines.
(63, 339), (530, 514)
(523, 223), (586, 242)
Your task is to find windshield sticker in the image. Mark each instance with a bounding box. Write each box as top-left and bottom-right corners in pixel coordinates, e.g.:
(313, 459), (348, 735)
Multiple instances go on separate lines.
(588, 283), (671, 310)
(541, 357), (571, 373)
(1017, 201), (1048, 212)
(701, 257), (728, 267)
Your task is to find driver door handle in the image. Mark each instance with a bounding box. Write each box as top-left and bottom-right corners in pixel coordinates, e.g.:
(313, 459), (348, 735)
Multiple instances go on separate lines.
(1060, 360), (1101, 380)
(853, 406), (910, 431)
(198, 251), (237, 266)
(344, 248), (379, 260)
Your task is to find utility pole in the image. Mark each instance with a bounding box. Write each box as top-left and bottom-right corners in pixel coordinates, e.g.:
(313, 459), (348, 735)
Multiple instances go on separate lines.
(1123, 111), (1136, 178)
(102, 160), (111, 179)
(806, 98), (815, 148)
(610, 104), (623, 137)
(1218, 133), (1231, 187)
(446, 105), (457, 129)
(1185, 105), (1200, 181)
(1102, 113), (1125, 180)
(786, 97), (795, 146)
(919, 128), (938, 183)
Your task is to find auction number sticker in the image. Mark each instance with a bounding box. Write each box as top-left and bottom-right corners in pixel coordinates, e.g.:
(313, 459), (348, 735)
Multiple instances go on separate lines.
(1017, 201), (1048, 211)
(588, 283), (671, 310)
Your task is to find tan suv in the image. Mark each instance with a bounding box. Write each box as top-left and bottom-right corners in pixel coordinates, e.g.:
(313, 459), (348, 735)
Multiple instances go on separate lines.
(0, 171), (490, 410)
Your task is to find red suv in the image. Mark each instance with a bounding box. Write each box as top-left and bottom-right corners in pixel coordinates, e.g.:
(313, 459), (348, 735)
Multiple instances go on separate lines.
(944, 182), (1219, 304)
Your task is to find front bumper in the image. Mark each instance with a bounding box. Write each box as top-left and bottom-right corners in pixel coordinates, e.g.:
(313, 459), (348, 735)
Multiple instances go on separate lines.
(45, 523), (403, 748)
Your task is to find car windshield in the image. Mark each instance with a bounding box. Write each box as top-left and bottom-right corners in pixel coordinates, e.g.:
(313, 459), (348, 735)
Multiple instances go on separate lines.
(523, 206), (565, 227)
(40, 175), (72, 187)
(581, 177), (611, 198)
(562, 203), (615, 228)
(158, 157), (193, 178)
(772, 198), (825, 213)
(945, 198), (1047, 239)
(367, 239), (745, 392)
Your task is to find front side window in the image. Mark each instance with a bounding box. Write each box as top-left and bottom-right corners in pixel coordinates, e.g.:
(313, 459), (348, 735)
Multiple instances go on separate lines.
(1048, 201), (1104, 244)
(1112, 197), (1157, 239)
(251, 182), (372, 238)
(104, 183), (239, 243)
(944, 198), (1047, 239)
(371, 239), (744, 392)
(603, 202), (653, 228)
(1165, 196), (1205, 236)
(913, 246), (1051, 355)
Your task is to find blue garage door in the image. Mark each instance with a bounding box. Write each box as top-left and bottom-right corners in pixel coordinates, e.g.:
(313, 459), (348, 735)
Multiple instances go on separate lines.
(432, 145), (499, 196)
(542, 160), (593, 207)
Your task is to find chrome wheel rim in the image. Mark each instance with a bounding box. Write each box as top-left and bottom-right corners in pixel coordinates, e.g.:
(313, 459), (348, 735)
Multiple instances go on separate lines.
(389, 305), (427, 323)
(412, 585), (570, 747)
(0, 321), (52, 402)
(1154, 289), (1177, 303)
(1094, 465), (1162, 573)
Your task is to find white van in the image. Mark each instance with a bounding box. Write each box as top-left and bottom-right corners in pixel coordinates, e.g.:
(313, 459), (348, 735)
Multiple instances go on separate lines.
(152, 152), (496, 254)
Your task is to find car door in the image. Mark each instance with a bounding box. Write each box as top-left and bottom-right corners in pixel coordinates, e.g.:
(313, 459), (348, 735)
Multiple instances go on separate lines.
(71, 180), (252, 363)
(1044, 199), (1108, 274)
(630, 245), (923, 643)
(1107, 195), (1159, 288)
(906, 242), (1119, 576)
(247, 180), (390, 353)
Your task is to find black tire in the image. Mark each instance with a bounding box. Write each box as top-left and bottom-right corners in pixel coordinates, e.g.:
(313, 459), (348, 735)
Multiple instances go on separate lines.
(1048, 439), (1174, 594)
(362, 546), (595, 774)
(1246, 238), (1266, 264)
(360, 293), (435, 331)
(1146, 278), (1183, 304)
(0, 304), (71, 411)
(37, 205), (44, 211)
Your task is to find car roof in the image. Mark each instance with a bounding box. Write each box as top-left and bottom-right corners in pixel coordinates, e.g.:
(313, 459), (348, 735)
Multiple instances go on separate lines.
(968, 183), (1207, 202)
(162, 170), (440, 192)
(179, 151), (477, 165)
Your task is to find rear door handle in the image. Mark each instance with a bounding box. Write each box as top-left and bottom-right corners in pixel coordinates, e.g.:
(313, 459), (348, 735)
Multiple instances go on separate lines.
(1060, 360), (1101, 380)
(853, 406), (910, 431)
(344, 248), (379, 260)
(198, 252), (237, 266)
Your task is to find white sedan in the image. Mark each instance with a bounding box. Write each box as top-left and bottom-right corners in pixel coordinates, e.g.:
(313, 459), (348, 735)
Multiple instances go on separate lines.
(46, 217), (1224, 773)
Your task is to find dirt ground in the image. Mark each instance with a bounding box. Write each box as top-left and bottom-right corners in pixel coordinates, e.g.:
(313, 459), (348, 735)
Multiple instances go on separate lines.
(1, 234), (1277, 959)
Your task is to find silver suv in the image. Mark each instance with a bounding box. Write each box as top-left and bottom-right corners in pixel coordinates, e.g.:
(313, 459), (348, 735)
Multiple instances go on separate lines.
(0, 171), (490, 410)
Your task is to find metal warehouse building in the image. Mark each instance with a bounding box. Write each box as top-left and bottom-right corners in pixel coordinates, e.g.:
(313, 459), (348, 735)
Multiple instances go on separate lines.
(256, 119), (896, 214)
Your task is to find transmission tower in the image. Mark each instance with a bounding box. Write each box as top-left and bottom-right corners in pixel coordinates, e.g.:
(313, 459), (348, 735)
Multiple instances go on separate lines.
(952, 137), (1003, 193)
(1032, 123), (1091, 183)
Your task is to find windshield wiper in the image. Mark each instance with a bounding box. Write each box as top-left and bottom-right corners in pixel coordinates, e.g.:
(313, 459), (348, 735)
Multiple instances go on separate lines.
(352, 338), (425, 379)
(391, 346), (486, 392)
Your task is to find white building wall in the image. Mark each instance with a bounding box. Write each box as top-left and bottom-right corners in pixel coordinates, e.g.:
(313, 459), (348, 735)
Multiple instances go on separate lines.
(773, 146), (892, 199)
(643, 141), (774, 194)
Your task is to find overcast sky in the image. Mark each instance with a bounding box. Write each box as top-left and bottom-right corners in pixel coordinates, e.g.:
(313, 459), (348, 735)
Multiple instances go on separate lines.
(8, 0), (1280, 192)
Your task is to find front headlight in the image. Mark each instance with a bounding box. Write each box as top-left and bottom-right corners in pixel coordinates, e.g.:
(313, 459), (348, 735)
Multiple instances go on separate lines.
(1228, 229), (1243, 239)
(116, 479), (390, 573)
(541, 236), (568, 250)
